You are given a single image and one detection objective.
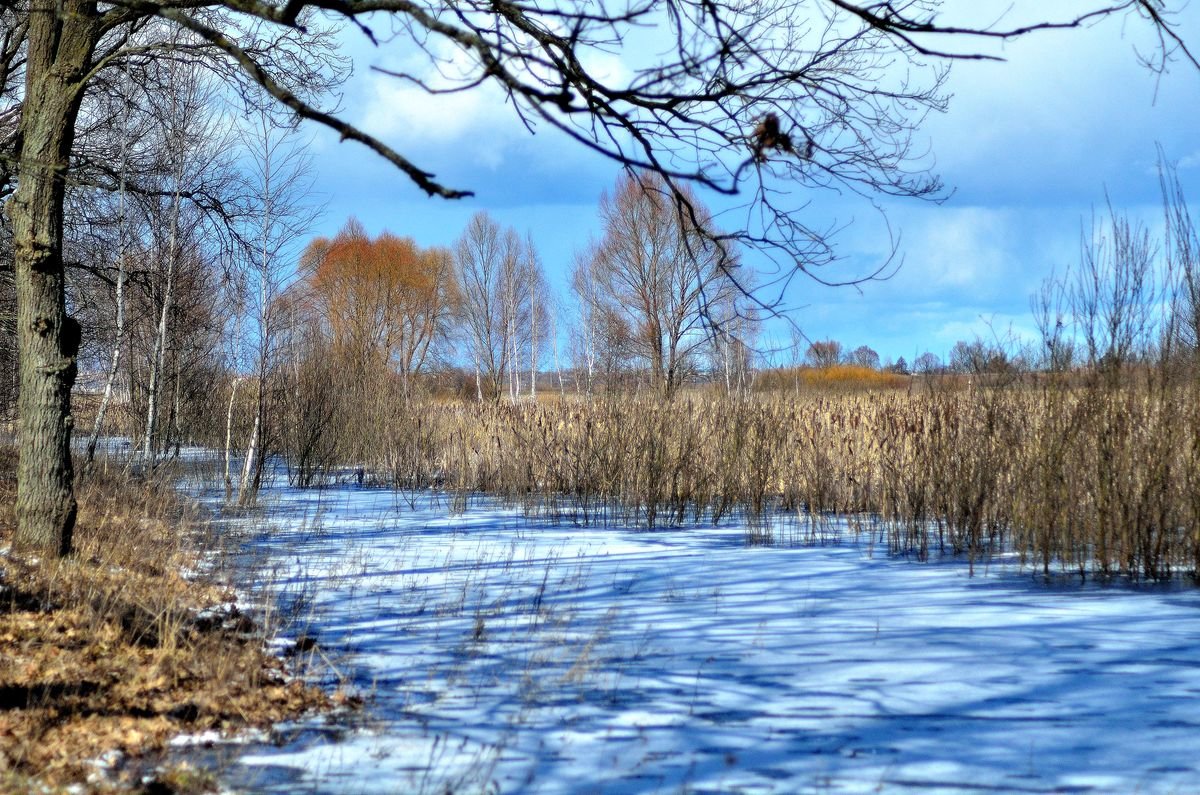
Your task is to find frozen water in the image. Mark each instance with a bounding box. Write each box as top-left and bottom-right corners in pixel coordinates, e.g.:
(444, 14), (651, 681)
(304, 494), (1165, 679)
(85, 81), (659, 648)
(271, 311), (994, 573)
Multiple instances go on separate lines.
(200, 482), (1200, 794)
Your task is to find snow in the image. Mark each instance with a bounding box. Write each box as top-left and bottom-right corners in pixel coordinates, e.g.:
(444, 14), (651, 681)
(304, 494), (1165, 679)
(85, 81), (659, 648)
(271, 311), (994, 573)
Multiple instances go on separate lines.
(198, 481), (1200, 794)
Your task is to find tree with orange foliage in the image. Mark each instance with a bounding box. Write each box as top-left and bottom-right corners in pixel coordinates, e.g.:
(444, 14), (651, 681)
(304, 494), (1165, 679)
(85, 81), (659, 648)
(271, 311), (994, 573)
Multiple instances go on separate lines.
(301, 218), (458, 396)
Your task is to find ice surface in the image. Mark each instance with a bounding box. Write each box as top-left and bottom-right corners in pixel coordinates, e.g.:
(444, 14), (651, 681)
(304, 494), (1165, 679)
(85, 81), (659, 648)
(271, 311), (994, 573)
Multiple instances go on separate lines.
(200, 482), (1200, 794)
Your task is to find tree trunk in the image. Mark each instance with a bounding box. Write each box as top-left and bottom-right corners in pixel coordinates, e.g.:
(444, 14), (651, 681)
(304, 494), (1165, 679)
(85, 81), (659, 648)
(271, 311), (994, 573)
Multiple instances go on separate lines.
(85, 254), (124, 465)
(551, 304), (564, 398)
(238, 376), (262, 506)
(224, 376), (241, 501)
(10, 0), (95, 555)
(142, 180), (180, 464)
(169, 344), (182, 458)
(530, 274), (537, 401)
(85, 105), (129, 467)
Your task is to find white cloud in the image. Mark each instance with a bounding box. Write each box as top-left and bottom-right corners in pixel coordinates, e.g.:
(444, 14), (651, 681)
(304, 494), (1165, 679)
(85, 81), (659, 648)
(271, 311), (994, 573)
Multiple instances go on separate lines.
(360, 75), (516, 167)
(348, 30), (640, 175)
(911, 208), (1010, 288)
(1177, 151), (1200, 171)
(921, 2), (1200, 202)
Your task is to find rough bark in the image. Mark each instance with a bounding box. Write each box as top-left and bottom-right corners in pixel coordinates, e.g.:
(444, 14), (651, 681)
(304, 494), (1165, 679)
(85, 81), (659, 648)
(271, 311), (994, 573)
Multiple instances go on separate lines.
(10, 0), (95, 555)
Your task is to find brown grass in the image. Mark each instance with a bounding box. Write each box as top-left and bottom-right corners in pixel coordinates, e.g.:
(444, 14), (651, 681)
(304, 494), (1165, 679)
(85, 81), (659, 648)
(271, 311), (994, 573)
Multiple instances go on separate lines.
(754, 365), (911, 392)
(301, 366), (1200, 583)
(0, 452), (333, 793)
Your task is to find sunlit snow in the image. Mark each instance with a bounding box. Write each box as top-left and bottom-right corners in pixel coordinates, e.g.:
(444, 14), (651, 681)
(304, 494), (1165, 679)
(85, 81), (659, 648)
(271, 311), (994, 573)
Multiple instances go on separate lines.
(193, 478), (1200, 794)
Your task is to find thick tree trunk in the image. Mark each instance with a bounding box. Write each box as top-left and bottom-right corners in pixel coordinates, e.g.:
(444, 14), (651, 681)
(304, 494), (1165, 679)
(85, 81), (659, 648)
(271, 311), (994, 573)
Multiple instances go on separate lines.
(10, 0), (95, 555)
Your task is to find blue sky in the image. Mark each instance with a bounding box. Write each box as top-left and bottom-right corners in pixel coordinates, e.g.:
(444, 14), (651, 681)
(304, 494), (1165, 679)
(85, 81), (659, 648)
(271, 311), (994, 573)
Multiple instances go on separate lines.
(300, 2), (1200, 366)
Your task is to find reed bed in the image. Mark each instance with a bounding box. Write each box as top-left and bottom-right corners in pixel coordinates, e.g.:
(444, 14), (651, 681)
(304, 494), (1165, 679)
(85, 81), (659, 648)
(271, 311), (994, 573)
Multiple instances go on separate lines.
(287, 370), (1200, 583)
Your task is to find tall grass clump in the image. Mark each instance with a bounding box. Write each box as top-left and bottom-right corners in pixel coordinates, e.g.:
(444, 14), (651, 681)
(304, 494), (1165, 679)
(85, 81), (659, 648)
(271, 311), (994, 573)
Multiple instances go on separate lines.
(270, 372), (1199, 582)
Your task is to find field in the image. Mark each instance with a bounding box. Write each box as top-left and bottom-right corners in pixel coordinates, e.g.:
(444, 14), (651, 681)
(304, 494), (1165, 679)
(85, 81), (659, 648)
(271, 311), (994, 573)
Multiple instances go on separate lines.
(10, 367), (1200, 792)
(276, 372), (1200, 582)
(191, 473), (1200, 794)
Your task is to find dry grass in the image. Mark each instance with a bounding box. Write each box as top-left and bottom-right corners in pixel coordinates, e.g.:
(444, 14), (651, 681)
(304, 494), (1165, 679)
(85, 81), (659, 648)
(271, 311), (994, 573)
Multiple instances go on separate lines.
(301, 367), (1200, 583)
(755, 365), (911, 392)
(0, 452), (332, 793)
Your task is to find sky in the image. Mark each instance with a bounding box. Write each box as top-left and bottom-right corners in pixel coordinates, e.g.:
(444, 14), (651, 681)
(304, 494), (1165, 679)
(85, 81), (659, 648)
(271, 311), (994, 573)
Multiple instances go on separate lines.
(298, 1), (1200, 366)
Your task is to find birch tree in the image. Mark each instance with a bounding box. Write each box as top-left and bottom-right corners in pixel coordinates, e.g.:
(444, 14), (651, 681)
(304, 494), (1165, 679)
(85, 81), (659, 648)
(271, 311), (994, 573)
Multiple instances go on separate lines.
(454, 213), (545, 401)
(83, 71), (138, 466)
(235, 109), (319, 505)
(455, 213), (516, 401)
(141, 58), (229, 464)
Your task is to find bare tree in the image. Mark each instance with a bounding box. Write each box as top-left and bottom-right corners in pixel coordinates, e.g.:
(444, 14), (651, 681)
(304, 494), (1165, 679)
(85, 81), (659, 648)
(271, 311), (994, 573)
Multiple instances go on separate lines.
(570, 249), (602, 396)
(848, 345), (881, 370)
(914, 351), (942, 375)
(82, 69), (141, 466)
(454, 212), (541, 401)
(1032, 272), (1077, 373)
(710, 313), (760, 397)
(301, 219), (457, 394)
(140, 56), (235, 464)
(2, 0), (1191, 554)
(1072, 205), (1160, 379)
(524, 234), (551, 401)
(0, 0), (24, 205)
(1161, 158), (1200, 363)
(235, 108), (319, 505)
(576, 173), (739, 398)
(806, 339), (844, 369)
(222, 268), (246, 500)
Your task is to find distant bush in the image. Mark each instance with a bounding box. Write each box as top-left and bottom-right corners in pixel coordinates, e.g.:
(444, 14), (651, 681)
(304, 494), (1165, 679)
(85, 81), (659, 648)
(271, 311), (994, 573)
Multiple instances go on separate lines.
(755, 364), (909, 392)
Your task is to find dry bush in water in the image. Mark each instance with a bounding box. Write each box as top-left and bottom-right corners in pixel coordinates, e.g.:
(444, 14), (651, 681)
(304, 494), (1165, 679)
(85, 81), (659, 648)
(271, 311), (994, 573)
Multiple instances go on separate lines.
(292, 373), (1200, 582)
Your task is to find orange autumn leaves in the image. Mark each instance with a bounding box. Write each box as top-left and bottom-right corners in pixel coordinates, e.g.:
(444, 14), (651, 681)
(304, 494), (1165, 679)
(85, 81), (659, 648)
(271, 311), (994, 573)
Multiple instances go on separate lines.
(296, 218), (456, 379)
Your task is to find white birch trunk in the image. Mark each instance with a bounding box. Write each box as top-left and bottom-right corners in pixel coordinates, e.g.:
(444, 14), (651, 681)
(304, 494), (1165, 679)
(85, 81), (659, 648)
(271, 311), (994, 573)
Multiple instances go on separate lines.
(530, 271), (537, 400)
(551, 303), (564, 398)
(85, 150), (127, 465)
(224, 376), (241, 501)
(238, 401), (261, 505)
(142, 181), (180, 464)
(240, 136), (272, 505)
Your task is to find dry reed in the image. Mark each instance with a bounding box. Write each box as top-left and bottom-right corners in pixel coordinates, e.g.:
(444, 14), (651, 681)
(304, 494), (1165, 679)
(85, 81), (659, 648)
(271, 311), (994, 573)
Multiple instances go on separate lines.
(282, 368), (1200, 582)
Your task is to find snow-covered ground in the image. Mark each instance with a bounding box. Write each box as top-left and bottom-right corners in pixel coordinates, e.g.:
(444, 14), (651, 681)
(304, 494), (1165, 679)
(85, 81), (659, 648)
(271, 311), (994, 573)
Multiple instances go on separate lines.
(200, 482), (1200, 794)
